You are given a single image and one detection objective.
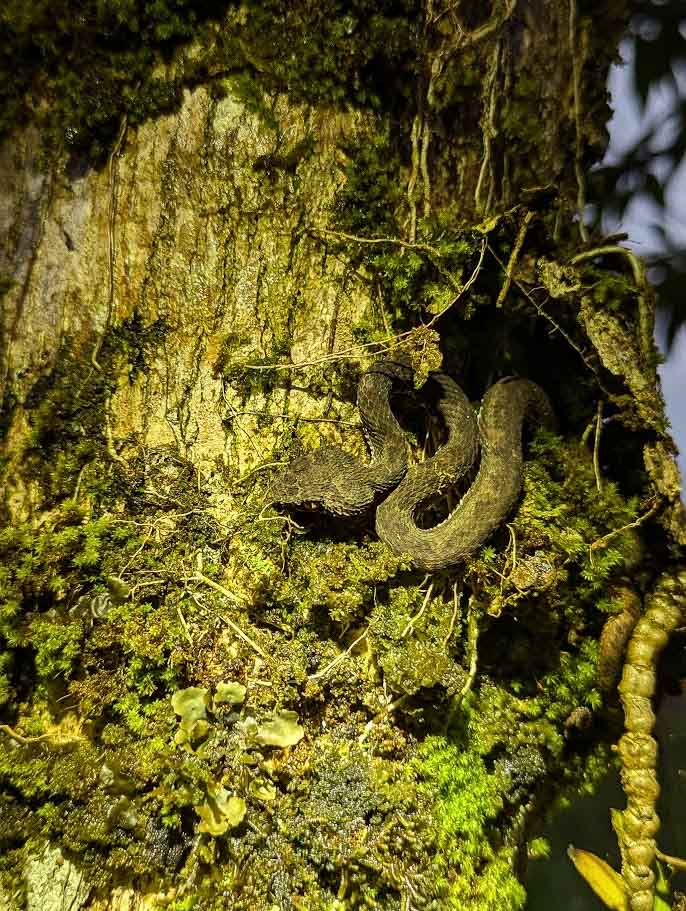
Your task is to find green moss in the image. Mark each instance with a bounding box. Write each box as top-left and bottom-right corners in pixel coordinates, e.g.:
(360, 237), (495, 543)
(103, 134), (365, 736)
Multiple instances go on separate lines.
(0, 183), (665, 908)
(367, 582), (464, 695)
(327, 128), (479, 333)
(1, 0), (419, 166)
(2, 351), (651, 907)
(0, 0), (233, 161)
(416, 733), (534, 910)
(0, 514), (139, 702)
(463, 429), (644, 657)
(409, 634), (611, 910)
(0, 420), (652, 908)
(501, 74), (545, 144)
(15, 313), (168, 506)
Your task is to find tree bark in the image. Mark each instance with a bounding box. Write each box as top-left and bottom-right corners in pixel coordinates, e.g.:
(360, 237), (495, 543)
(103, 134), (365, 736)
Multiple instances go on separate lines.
(1, 2), (684, 910)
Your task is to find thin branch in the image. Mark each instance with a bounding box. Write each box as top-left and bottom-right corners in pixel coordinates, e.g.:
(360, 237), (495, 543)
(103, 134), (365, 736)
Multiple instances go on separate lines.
(72, 463), (88, 504)
(185, 571), (244, 604)
(488, 243), (599, 376)
(495, 209), (534, 308)
(176, 604), (193, 645)
(402, 582), (434, 638)
(444, 581), (461, 647)
(460, 0), (517, 46)
(424, 236), (487, 328)
(184, 572), (267, 659)
(316, 228), (443, 258)
(317, 225), (463, 292)
(308, 629), (369, 680)
(589, 500), (659, 565)
(593, 400), (603, 493)
(408, 113), (422, 243)
(454, 596), (479, 706)
(235, 461), (289, 486)
(569, 0), (589, 242)
(92, 113), (128, 369)
(120, 525), (155, 574)
(475, 42), (501, 213)
(230, 409), (360, 428)
(570, 245), (653, 359)
(222, 388), (262, 456)
(105, 395), (125, 464)
(571, 246), (643, 283)
(655, 848), (686, 872)
(504, 523), (517, 583)
(0, 724), (54, 745)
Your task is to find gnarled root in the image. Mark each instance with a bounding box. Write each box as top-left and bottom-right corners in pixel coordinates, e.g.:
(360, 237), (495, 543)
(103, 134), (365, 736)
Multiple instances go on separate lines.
(616, 569), (686, 911)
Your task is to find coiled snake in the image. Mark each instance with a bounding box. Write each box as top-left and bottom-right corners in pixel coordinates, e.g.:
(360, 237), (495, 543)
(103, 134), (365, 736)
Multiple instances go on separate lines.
(271, 357), (555, 570)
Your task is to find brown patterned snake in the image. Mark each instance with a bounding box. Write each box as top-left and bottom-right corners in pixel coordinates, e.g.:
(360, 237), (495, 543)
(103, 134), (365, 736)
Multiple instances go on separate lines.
(270, 356), (414, 517)
(271, 358), (554, 570)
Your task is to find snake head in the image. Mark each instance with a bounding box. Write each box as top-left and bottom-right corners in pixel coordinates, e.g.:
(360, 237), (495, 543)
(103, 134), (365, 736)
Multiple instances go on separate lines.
(270, 446), (378, 518)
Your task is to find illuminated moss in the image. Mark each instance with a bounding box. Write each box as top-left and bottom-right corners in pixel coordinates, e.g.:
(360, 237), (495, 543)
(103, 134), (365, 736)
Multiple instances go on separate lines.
(254, 710), (304, 748)
(1, 0), (418, 165)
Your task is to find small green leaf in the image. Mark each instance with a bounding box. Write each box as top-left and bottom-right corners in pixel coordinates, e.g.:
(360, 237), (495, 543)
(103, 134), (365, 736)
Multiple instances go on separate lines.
(256, 710), (304, 748)
(196, 788), (246, 836)
(172, 687), (210, 748)
(653, 860), (672, 911)
(248, 778), (277, 801)
(213, 681), (246, 708)
(171, 687), (209, 723)
(174, 718), (210, 748)
(106, 576), (130, 604)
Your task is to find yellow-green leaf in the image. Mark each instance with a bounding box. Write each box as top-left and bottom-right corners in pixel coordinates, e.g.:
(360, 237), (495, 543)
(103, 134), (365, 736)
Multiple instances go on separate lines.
(256, 710), (304, 748)
(196, 788), (246, 836)
(567, 845), (628, 911)
(213, 681), (246, 708)
(171, 686), (209, 724)
(248, 778), (277, 801)
(653, 861), (672, 911)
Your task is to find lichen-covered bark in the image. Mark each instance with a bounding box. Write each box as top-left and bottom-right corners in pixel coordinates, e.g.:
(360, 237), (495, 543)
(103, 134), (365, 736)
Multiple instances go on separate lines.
(1, 88), (374, 499)
(1, 2), (684, 910)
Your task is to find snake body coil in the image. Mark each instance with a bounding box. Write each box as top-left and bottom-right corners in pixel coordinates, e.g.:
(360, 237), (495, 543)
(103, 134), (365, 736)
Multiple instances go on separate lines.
(270, 357), (413, 517)
(271, 359), (554, 570)
(376, 377), (555, 570)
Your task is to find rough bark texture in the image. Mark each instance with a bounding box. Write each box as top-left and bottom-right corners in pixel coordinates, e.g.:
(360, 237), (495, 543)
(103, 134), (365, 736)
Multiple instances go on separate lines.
(1, 2), (684, 910)
(1, 90), (372, 507)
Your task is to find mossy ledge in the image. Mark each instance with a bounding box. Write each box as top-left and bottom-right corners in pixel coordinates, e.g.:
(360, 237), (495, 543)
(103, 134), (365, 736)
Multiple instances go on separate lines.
(0, 261), (674, 907)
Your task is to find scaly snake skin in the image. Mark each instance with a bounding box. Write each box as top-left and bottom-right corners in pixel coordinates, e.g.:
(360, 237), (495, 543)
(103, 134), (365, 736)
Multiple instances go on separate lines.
(270, 357), (413, 517)
(271, 358), (555, 570)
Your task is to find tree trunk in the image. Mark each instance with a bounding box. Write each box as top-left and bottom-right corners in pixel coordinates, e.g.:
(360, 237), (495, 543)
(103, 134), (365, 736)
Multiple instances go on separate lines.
(1, 2), (684, 910)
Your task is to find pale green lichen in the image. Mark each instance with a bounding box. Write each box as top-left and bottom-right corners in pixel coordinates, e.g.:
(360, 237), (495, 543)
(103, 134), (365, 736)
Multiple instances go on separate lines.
(196, 788), (246, 836)
(255, 710), (305, 748)
(171, 686), (211, 748)
(213, 681), (246, 707)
